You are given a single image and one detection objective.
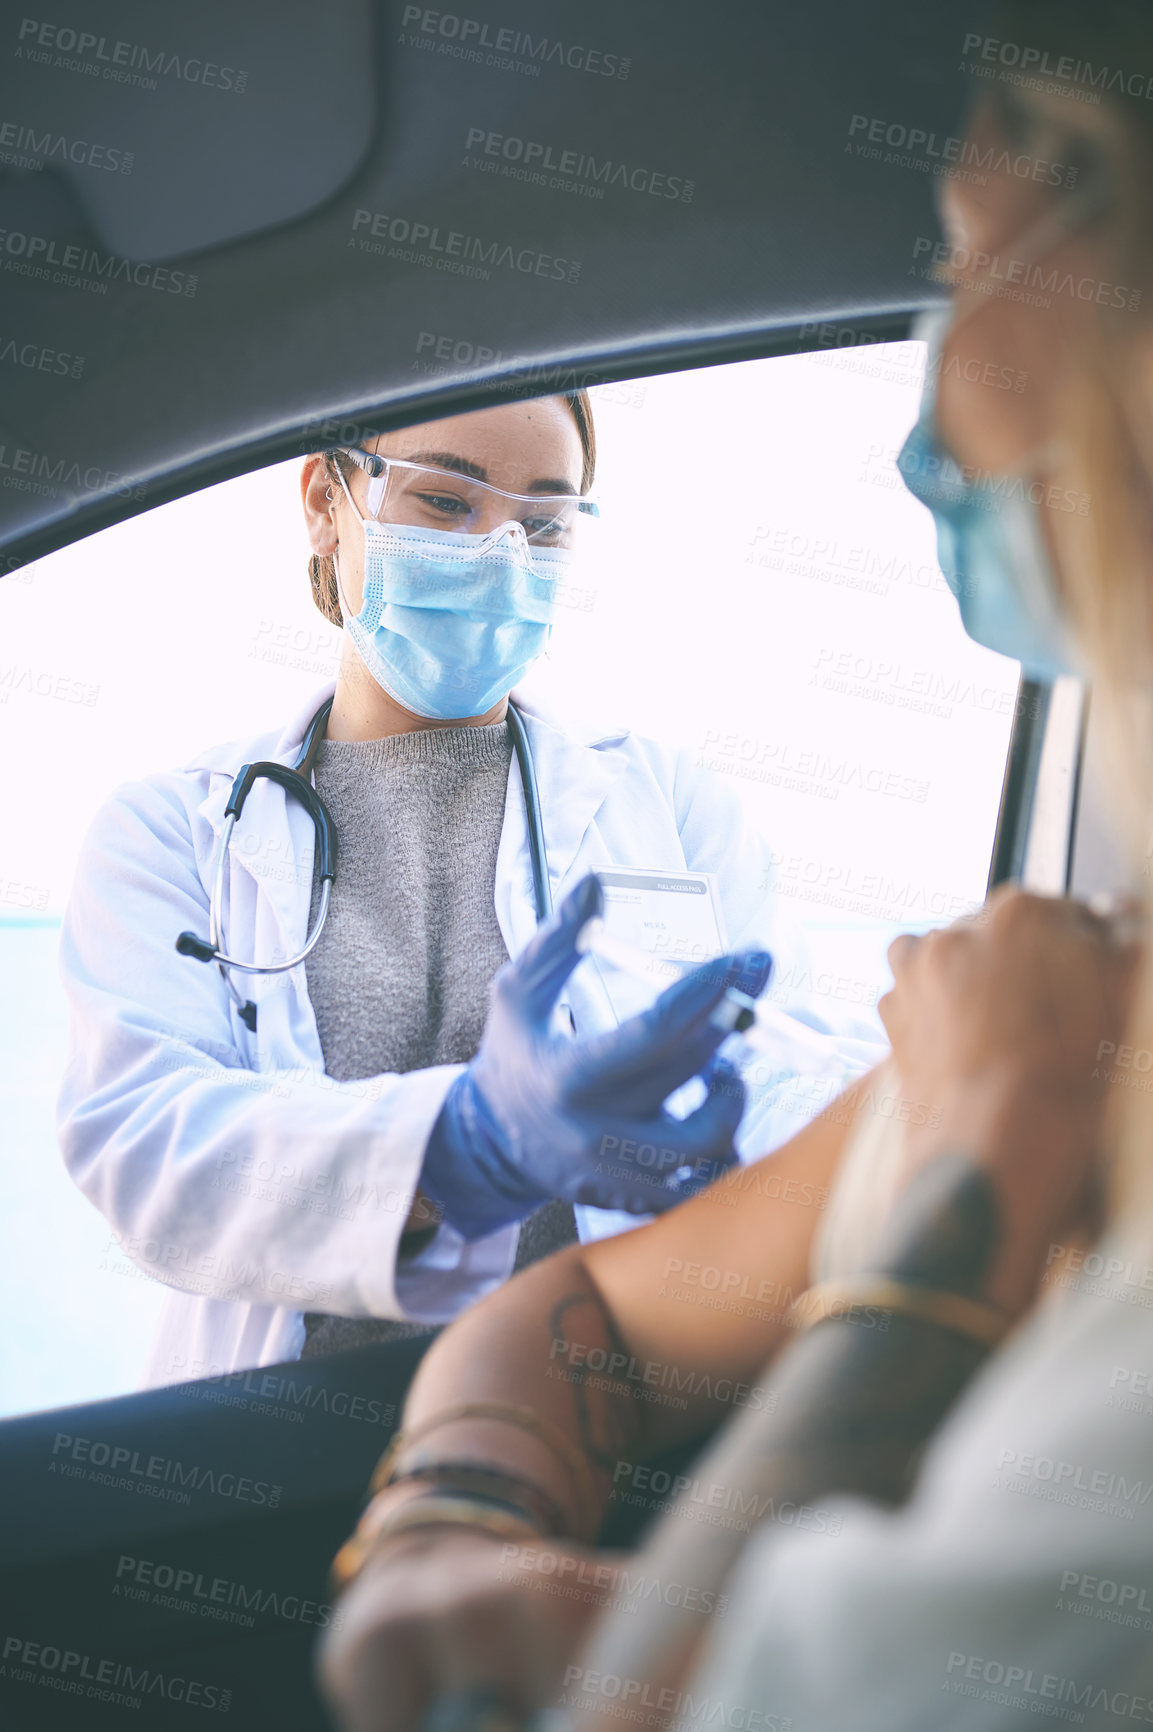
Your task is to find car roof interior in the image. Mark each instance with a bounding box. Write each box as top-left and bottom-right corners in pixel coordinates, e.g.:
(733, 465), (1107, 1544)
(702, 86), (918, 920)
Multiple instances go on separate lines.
(1, 0), (969, 566)
(0, 0), (1110, 892)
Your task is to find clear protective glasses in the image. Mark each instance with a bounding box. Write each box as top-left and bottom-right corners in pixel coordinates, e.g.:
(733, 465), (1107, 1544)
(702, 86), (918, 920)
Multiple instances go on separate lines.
(335, 446), (599, 549)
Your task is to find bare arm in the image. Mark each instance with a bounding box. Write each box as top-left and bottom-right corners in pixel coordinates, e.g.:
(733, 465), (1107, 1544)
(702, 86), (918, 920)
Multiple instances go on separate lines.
(390, 1070), (879, 1536)
(320, 895), (1134, 1732)
(317, 1072), (875, 1731)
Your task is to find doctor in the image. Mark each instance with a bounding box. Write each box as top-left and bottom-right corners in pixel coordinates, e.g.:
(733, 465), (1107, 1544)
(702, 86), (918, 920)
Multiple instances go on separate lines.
(57, 389), (857, 1387)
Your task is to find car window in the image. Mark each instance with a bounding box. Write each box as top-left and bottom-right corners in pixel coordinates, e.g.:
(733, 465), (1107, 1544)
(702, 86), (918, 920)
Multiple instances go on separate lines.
(0, 341), (1019, 1416)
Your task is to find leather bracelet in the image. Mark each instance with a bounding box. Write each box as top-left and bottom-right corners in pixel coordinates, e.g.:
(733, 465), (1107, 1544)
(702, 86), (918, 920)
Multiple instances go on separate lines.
(790, 1278), (1010, 1349)
(387, 1460), (570, 1539)
(331, 1491), (543, 1592)
(371, 1402), (600, 1538)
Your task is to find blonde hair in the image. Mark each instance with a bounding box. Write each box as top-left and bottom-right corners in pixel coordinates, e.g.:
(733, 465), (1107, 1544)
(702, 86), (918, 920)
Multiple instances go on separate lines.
(307, 390), (597, 629)
(979, 2), (1153, 1226)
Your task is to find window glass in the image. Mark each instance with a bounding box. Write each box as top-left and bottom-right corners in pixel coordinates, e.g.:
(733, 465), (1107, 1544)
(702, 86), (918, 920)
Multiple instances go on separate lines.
(0, 342), (1019, 1416)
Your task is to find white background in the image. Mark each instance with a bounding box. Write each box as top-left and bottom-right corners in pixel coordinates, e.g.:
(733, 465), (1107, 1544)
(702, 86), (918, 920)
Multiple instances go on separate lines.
(0, 342), (1019, 1416)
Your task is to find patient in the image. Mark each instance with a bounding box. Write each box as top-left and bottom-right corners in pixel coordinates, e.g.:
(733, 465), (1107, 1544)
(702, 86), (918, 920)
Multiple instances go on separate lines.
(320, 3), (1153, 1726)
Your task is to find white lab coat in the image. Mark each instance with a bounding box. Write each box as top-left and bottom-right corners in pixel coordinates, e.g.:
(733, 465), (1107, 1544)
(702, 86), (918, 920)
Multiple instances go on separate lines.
(57, 683), (876, 1387)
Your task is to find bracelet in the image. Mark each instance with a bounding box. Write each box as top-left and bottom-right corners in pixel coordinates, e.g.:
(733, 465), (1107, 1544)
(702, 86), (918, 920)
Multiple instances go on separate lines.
(790, 1278), (1010, 1348)
(388, 1460), (570, 1539)
(371, 1403), (600, 1537)
(331, 1491), (543, 1592)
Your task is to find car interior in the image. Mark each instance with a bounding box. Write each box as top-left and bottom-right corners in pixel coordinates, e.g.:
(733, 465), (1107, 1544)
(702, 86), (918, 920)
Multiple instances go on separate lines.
(0, 1), (1127, 1726)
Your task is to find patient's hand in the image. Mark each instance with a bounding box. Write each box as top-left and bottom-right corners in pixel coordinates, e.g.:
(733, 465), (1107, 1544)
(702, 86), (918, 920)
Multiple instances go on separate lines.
(878, 886), (1138, 1315)
(318, 1529), (621, 1732)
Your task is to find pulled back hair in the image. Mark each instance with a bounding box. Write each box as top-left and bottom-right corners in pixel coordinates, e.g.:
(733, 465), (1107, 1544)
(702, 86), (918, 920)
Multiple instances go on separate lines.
(307, 389), (597, 629)
(958, 0), (1153, 1232)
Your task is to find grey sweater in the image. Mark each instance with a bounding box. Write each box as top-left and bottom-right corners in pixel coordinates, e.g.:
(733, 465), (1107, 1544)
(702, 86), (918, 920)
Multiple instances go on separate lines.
(300, 720), (574, 1357)
(306, 722), (513, 1082)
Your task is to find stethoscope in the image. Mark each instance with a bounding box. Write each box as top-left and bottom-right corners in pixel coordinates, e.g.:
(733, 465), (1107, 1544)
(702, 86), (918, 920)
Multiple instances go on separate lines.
(176, 697), (552, 1032)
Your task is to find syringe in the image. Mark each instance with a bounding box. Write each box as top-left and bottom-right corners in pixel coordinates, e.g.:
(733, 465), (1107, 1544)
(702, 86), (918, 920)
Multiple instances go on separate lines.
(575, 917), (856, 1076)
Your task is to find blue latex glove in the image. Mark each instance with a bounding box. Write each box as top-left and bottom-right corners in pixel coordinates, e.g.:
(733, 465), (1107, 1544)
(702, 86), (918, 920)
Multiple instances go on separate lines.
(421, 874), (773, 1239)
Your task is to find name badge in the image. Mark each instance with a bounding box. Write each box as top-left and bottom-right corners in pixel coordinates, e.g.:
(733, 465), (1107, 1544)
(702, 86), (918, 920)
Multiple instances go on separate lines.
(594, 865), (724, 990)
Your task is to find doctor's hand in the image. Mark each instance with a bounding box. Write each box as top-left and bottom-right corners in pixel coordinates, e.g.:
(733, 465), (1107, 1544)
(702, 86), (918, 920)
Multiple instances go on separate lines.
(421, 875), (771, 1239)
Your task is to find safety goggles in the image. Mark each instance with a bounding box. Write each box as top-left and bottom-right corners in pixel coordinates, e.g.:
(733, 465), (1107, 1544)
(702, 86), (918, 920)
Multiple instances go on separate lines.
(335, 447), (599, 547)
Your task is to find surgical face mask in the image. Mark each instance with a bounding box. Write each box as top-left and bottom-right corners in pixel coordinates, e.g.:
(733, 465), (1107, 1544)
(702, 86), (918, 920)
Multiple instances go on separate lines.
(897, 307), (1083, 683)
(333, 469), (572, 719)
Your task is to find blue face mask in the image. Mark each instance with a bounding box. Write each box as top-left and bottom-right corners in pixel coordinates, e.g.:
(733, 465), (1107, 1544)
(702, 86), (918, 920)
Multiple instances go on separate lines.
(897, 308), (1082, 683)
(334, 478), (571, 719)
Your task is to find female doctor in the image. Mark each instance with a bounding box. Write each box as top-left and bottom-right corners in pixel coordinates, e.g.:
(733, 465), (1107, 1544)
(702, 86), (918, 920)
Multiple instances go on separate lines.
(56, 389), (826, 1388)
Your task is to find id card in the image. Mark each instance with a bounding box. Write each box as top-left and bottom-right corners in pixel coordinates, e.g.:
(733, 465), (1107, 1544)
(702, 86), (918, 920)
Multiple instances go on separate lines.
(572, 867), (727, 1247)
(595, 866), (725, 986)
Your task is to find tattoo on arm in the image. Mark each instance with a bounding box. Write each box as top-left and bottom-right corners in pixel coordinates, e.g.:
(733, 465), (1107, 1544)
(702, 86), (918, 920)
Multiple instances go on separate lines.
(567, 1162), (1008, 1722)
(547, 1157), (1001, 1559)
(548, 1289), (647, 1479)
(753, 1153), (1002, 1511)
(875, 1151), (999, 1294)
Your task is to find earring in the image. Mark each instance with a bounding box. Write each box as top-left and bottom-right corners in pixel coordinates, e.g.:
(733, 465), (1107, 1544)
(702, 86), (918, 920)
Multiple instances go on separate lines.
(325, 487), (334, 502)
